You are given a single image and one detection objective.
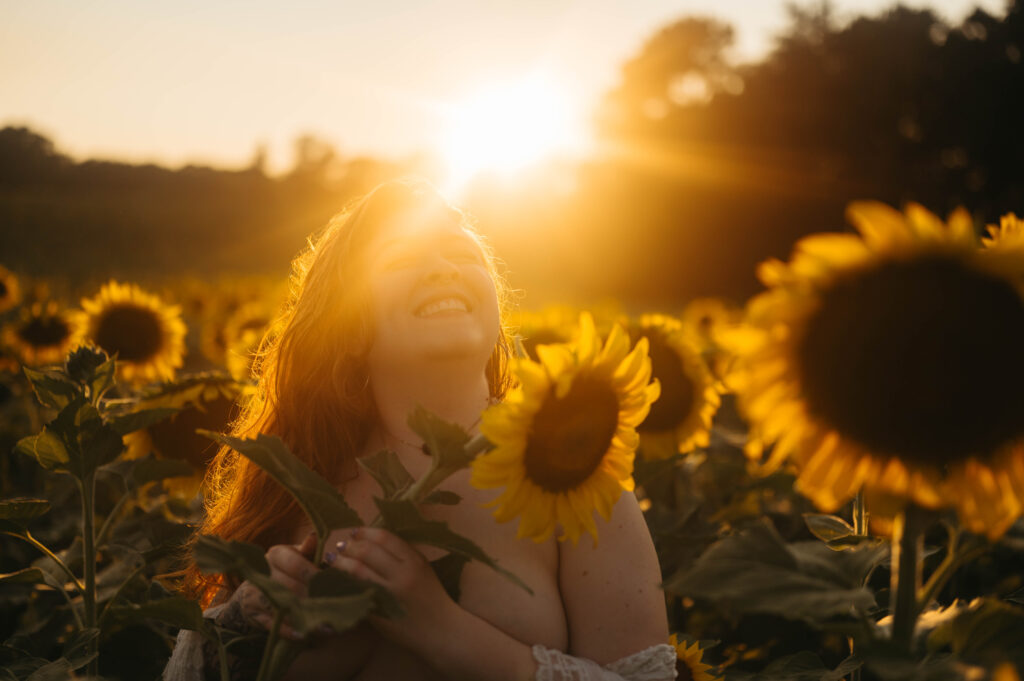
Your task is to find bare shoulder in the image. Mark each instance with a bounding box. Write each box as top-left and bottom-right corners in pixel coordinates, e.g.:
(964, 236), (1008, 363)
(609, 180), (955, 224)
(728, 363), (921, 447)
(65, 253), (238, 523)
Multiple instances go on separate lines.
(557, 490), (668, 665)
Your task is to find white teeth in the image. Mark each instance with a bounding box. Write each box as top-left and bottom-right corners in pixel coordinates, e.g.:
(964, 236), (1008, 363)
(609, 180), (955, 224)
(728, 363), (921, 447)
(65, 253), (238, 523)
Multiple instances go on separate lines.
(416, 297), (468, 317)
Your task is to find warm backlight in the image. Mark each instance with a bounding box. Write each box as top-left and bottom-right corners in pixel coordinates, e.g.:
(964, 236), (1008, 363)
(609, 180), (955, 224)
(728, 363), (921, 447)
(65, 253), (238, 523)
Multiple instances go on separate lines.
(438, 72), (587, 191)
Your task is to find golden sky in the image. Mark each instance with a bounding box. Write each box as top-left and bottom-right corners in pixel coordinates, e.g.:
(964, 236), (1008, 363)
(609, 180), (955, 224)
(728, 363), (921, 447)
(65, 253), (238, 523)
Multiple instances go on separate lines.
(0, 0), (1003, 173)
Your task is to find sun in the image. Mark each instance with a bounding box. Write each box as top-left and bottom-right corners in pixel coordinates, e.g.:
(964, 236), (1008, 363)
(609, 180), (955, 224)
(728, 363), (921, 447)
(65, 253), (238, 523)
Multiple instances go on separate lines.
(438, 72), (588, 191)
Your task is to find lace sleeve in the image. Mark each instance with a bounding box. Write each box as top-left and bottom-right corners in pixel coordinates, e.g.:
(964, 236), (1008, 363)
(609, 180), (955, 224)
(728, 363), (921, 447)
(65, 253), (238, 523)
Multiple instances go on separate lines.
(162, 602), (265, 681)
(532, 643), (678, 681)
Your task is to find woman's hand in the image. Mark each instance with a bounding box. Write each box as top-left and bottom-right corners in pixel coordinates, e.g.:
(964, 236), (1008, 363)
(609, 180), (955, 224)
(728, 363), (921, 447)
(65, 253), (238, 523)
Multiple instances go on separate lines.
(217, 532), (319, 640)
(325, 527), (458, 651)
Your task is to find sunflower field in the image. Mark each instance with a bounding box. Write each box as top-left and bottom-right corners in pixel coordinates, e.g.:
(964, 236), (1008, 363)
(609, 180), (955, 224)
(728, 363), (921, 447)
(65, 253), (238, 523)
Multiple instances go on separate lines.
(2, 202), (1024, 681)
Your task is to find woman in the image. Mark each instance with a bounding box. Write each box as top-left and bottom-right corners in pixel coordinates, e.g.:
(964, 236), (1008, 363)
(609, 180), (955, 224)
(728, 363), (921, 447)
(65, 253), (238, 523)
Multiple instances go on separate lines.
(166, 178), (676, 680)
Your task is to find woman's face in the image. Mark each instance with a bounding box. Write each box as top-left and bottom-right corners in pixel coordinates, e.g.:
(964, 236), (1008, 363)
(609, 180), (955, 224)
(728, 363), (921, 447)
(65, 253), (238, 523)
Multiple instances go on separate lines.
(364, 214), (500, 371)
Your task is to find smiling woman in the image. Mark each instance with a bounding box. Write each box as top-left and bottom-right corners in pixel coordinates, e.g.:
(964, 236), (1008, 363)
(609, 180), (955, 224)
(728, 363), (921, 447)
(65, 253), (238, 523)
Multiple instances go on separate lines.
(166, 178), (675, 681)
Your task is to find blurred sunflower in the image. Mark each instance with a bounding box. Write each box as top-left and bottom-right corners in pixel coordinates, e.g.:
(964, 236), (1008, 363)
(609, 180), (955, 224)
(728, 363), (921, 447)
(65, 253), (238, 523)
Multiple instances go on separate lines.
(226, 328), (265, 381)
(471, 312), (660, 545)
(224, 301), (273, 349)
(726, 201), (1024, 539)
(0, 266), (21, 314)
(981, 212), (1024, 249)
(628, 314), (720, 460)
(670, 635), (719, 681)
(3, 301), (76, 366)
(510, 305), (578, 360)
(124, 379), (242, 499)
(680, 297), (743, 384)
(75, 281), (186, 384)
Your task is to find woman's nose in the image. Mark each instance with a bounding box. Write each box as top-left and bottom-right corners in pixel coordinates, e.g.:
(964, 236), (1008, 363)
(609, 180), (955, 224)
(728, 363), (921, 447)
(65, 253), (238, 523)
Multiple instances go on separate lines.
(423, 252), (460, 282)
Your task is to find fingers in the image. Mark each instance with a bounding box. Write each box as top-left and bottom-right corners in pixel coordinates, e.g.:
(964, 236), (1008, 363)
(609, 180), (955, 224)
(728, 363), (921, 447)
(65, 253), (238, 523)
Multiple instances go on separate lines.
(266, 543), (318, 595)
(326, 528), (424, 585)
(297, 531), (317, 558)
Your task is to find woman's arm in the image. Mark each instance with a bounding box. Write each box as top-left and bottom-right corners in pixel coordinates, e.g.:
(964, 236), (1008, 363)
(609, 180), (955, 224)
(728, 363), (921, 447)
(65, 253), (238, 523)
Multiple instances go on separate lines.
(327, 491), (674, 681)
(557, 489), (669, 664)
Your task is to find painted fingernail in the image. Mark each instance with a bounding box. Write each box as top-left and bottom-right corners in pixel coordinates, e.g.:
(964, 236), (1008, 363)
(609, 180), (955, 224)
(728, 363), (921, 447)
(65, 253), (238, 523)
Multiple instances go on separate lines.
(324, 551), (337, 564)
(336, 540), (348, 552)
(317, 624), (334, 636)
(349, 527), (361, 538)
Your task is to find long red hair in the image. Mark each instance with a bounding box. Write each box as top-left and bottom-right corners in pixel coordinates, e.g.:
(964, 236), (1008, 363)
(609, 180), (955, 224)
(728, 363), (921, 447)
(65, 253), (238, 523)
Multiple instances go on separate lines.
(182, 178), (514, 605)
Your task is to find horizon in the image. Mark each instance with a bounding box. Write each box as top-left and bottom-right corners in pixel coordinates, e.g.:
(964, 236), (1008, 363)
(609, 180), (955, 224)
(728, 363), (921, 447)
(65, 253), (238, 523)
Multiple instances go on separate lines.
(2, 0), (1006, 176)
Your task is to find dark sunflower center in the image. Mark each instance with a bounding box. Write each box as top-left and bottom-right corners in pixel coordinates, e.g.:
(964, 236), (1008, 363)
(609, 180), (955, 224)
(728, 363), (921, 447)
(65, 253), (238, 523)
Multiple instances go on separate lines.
(522, 373), (620, 492)
(94, 305), (164, 362)
(797, 255), (1024, 466)
(18, 315), (70, 347)
(633, 329), (694, 432)
(0, 281), (8, 298)
(149, 395), (239, 470)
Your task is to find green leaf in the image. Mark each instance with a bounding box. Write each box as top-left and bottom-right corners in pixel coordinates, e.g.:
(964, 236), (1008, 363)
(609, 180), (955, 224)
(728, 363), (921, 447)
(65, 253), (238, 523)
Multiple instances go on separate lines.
(61, 629), (99, 671)
(0, 567), (49, 584)
(106, 407), (180, 436)
(309, 568), (403, 619)
(408, 405), (473, 475)
(664, 519), (880, 623)
(14, 431), (69, 470)
(192, 535), (296, 613)
(804, 514), (855, 543)
(0, 499), (50, 521)
(423, 490), (462, 506)
(22, 367), (79, 410)
(20, 396), (124, 480)
(25, 657), (73, 681)
(727, 652), (862, 681)
(292, 592), (377, 636)
(928, 598), (1024, 664)
(199, 431), (363, 541)
(88, 356), (116, 400)
(357, 450), (414, 500)
(431, 552), (469, 602)
(103, 597), (205, 631)
(193, 535), (270, 577)
(374, 498), (532, 595)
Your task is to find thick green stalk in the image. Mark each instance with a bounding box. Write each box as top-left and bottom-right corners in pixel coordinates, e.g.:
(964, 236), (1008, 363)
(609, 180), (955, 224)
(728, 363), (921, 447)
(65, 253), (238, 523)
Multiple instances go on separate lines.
(255, 610), (285, 681)
(891, 506), (926, 654)
(80, 474), (99, 677)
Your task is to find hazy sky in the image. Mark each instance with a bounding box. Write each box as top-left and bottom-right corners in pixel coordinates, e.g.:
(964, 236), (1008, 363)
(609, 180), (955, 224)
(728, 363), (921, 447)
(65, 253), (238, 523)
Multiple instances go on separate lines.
(0, 0), (1006, 172)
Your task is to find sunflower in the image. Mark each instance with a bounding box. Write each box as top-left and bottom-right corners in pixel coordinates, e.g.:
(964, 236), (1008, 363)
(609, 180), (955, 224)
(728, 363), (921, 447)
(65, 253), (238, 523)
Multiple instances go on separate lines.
(628, 314), (720, 460)
(0, 266), (21, 314)
(670, 634), (720, 681)
(74, 281), (186, 385)
(470, 312), (660, 545)
(3, 301), (76, 366)
(726, 201), (1024, 539)
(680, 297), (743, 384)
(124, 379), (242, 499)
(226, 328), (265, 382)
(509, 305), (578, 360)
(982, 213), (1024, 249)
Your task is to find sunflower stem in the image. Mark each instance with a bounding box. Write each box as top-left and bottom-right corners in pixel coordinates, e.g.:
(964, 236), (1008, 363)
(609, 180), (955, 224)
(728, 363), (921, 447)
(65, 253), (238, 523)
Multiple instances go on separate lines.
(917, 529), (988, 617)
(255, 609), (285, 681)
(79, 473), (99, 677)
(852, 490), (868, 537)
(849, 491), (868, 681)
(891, 505), (927, 654)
